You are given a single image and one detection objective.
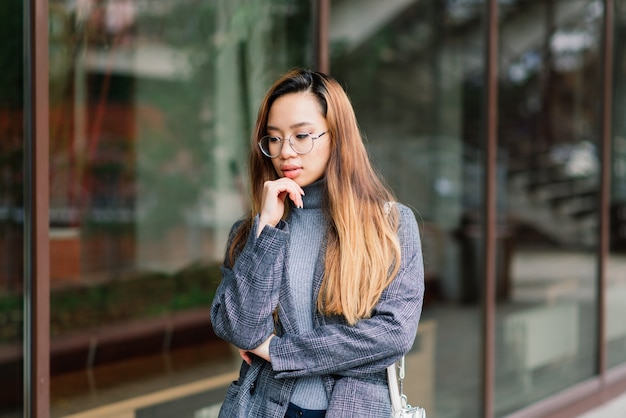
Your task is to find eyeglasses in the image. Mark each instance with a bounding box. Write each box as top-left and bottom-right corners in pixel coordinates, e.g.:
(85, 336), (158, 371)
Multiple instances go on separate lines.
(258, 131), (327, 158)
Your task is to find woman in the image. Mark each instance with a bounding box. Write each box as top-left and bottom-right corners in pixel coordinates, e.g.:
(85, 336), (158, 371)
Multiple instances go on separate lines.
(210, 68), (424, 418)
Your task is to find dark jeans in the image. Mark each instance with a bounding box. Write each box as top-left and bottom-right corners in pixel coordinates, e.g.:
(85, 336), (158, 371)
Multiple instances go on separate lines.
(284, 402), (327, 418)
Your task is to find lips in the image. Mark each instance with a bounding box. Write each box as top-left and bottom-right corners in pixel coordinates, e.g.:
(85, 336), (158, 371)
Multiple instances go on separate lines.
(281, 164), (302, 179)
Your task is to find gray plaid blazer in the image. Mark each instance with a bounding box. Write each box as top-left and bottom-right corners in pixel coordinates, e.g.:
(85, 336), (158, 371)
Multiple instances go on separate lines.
(211, 203), (424, 417)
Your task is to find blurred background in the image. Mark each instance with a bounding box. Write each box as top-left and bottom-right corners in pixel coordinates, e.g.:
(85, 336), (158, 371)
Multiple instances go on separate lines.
(1, 0), (626, 417)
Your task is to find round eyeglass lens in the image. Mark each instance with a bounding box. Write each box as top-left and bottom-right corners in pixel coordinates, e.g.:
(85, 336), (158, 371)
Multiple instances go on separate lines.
(291, 133), (314, 154)
(259, 136), (280, 157)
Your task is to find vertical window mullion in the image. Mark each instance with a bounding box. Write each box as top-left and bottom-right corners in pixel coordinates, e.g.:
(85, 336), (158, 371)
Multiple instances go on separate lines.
(314, 0), (330, 73)
(483, 0), (499, 417)
(23, 0), (50, 417)
(598, 0), (614, 382)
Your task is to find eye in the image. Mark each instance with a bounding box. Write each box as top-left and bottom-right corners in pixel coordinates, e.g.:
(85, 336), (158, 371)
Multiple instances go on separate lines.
(267, 136), (282, 143)
(294, 133), (311, 141)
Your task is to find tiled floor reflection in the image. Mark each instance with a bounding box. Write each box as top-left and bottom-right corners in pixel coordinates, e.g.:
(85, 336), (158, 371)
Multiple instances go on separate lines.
(52, 340), (236, 417)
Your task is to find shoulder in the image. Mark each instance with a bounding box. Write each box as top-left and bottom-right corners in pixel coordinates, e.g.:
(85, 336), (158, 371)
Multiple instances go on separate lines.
(391, 203), (422, 253)
(394, 202), (415, 218)
(225, 218), (249, 246)
(229, 218), (247, 234)
(387, 202), (419, 230)
(385, 201), (415, 217)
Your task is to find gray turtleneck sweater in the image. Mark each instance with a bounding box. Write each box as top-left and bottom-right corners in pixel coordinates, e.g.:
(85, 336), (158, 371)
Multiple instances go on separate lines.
(285, 179), (328, 410)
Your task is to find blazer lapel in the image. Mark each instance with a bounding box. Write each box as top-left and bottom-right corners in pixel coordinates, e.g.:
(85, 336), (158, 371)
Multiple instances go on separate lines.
(312, 240), (328, 327)
(277, 254), (299, 335)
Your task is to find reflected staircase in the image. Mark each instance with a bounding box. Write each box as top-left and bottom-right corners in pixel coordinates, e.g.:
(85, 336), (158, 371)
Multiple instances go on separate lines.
(506, 145), (599, 249)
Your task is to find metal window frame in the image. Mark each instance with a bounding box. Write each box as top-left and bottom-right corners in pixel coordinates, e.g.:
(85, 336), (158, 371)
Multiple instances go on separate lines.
(24, 0), (50, 417)
(483, 0), (499, 417)
(597, 0), (614, 382)
(315, 0), (330, 73)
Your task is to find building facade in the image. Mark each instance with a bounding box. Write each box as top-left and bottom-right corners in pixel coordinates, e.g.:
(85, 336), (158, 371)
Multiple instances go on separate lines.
(2, 0), (626, 417)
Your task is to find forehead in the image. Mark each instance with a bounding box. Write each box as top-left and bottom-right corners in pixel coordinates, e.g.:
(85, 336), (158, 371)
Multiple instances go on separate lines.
(267, 92), (325, 129)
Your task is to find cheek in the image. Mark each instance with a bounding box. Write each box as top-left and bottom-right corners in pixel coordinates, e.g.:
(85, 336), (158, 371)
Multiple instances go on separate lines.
(309, 150), (331, 179)
(313, 141), (332, 165)
(319, 147), (332, 169)
(271, 159), (281, 175)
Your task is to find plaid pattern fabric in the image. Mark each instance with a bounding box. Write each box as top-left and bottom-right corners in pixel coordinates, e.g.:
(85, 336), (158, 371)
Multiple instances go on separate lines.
(211, 204), (424, 418)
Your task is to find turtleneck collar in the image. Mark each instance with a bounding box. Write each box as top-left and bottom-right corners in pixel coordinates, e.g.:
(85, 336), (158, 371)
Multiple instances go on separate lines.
(298, 177), (326, 210)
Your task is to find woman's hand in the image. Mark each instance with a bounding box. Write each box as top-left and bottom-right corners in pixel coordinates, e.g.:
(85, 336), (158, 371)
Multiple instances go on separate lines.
(258, 179), (304, 236)
(238, 335), (275, 364)
(238, 348), (253, 365)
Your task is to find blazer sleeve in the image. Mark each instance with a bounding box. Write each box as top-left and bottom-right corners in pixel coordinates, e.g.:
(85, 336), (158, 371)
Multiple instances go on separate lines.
(210, 216), (289, 350)
(269, 204), (424, 379)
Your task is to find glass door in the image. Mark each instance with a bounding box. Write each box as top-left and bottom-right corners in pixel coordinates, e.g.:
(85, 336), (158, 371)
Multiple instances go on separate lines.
(48, 1), (313, 416)
(331, 1), (487, 416)
(495, 0), (603, 414)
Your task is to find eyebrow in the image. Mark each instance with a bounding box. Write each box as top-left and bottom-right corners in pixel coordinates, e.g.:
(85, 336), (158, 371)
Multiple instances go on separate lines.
(266, 122), (315, 132)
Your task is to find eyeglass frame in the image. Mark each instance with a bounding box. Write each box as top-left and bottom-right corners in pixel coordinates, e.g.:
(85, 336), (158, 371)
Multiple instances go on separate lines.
(257, 131), (328, 158)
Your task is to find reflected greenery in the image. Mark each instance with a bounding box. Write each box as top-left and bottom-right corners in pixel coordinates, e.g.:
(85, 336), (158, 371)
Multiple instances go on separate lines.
(66, 263), (219, 340)
(1, 262), (222, 344)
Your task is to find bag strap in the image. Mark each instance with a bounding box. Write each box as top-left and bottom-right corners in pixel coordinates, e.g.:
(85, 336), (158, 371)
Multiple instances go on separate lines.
(387, 356), (408, 413)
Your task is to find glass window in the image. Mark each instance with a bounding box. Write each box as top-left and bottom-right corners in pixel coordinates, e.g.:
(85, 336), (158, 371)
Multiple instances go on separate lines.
(0, 0), (25, 416)
(332, 1), (486, 416)
(608, 0), (626, 370)
(495, 0), (603, 414)
(48, 0), (313, 416)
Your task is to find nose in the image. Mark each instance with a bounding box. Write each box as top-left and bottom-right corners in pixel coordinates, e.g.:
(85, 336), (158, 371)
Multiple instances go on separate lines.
(279, 137), (297, 159)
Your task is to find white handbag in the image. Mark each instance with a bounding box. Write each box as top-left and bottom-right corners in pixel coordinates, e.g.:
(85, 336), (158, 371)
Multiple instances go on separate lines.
(387, 356), (426, 418)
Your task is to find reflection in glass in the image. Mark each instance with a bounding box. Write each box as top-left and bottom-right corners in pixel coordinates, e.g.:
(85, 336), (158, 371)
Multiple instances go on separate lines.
(0, 0), (25, 416)
(332, 1), (485, 416)
(48, 0), (312, 415)
(495, 0), (602, 414)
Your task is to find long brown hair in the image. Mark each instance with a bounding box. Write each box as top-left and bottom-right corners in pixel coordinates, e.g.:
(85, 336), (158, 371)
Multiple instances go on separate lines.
(228, 68), (401, 325)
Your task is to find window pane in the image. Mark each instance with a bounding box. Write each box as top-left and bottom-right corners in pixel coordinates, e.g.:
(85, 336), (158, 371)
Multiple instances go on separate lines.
(332, 1), (486, 416)
(48, 0), (313, 415)
(608, 0), (626, 370)
(495, 1), (602, 414)
(0, 0), (25, 416)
